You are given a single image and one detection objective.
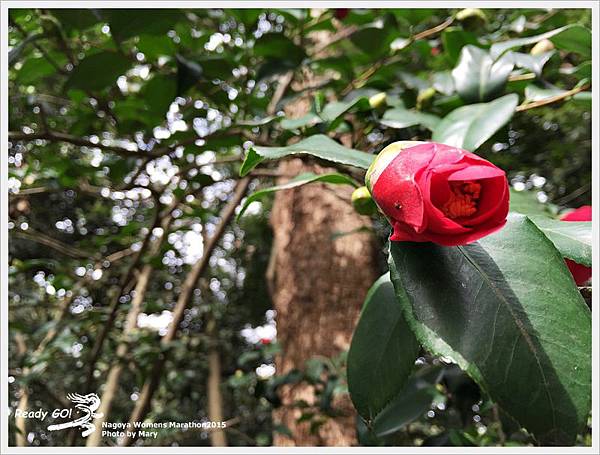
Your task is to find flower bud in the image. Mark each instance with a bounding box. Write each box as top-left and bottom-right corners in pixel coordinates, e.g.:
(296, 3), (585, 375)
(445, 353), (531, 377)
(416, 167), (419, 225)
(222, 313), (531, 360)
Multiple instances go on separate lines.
(416, 87), (436, 110)
(369, 92), (387, 109)
(351, 186), (378, 216)
(530, 39), (555, 56)
(456, 8), (487, 30)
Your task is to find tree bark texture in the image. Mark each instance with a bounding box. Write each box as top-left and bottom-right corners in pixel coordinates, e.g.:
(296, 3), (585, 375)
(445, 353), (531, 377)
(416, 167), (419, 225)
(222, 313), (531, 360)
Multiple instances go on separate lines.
(269, 158), (378, 446)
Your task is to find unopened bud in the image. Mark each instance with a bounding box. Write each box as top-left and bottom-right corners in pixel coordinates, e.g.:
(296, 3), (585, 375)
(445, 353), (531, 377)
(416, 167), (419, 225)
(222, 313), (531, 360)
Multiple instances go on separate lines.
(369, 92), (387, 109)
(530, 39), (555, 56)
(351, 186), (378, 216)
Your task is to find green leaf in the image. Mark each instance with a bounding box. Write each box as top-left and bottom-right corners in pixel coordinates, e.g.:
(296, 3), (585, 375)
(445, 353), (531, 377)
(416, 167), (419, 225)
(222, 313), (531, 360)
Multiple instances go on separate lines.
(509, 51), (554, 77)
(239, 135), (374, 176)
(389, 214), (591, 445)
(490, 25), (591, 59)
(66, 51), (131, 91)
(452, 45), (514, 102)
(52, 9), (100, 31)
(137, 34), (176, 60)
(525, 85), (590, 107)
(17, 57), (60, 84)
(102, 9), (185, 43)
(320, 97), (369, 123)
(254, 33), (305, 64)
(441, 27), (481, 65)
(509, 188), (552, 217)
(280, 113), (321, 130)
(380, 107), (441, 131)
(529, 216), (592, 267)
(560, 61), (591, 80)
(372, 365), (443, 437)
(143, 75), (177, 120)
(432, 94), (518, 151)
(236, 172), (358, 220)
(347, 274), (421, 422)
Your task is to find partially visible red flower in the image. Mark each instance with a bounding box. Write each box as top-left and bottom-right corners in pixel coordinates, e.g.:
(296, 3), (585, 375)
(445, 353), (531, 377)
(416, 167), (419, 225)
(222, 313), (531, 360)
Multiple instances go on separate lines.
(259, 338), (272, 345)
(366, 141), (509, 246)
(561, 206), (592, 285)
(334, 9), (349, 20)
(430, 47), (441, 56)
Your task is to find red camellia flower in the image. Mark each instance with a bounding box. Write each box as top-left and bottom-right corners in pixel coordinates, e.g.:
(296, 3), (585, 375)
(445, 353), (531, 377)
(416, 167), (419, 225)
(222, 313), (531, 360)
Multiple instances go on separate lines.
(366, 141), (509, 246)
(561, 206), (592, 285)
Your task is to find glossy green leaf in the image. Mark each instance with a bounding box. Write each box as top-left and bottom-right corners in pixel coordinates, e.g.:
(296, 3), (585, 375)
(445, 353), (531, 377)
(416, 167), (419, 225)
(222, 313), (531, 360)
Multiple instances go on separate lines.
(143, 75), (176, 121)
(490, 25), (591, 59)
(509, 51), (554, 77)
(529, 216), (592, 267)
(239, 134), (374, 176)
(509, 188), (552, 217)
(389, 214), (591, 445)
(280, 113), (321, 130)
(348, 274), (421, 422)
(65, 51), (131, 91)
(452, 45), (514, 102)
(372, 365), (443, 437)
(236, 172), (358, 220)
(432, 94), (518, 151)
(380, 107), (441, 131)
(320, 97), (369, 123)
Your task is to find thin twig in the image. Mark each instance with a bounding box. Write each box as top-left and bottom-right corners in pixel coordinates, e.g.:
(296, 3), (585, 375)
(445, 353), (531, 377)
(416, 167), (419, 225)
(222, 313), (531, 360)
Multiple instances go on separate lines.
(516, 83), (590, 112)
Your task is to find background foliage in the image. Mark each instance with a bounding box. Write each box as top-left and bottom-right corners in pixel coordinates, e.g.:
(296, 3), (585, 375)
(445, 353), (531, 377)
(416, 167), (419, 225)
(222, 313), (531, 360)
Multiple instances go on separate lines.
(7, 7), (591, 447)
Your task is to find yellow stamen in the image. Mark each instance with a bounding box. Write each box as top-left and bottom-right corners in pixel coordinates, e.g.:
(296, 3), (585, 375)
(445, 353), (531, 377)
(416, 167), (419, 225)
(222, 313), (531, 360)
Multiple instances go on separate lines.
(442, 181), (481, 219)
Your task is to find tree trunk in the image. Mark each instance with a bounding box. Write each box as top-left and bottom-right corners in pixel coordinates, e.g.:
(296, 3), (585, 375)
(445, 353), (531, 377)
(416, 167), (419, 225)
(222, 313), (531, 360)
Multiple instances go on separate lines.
(269, 158), (377, 446)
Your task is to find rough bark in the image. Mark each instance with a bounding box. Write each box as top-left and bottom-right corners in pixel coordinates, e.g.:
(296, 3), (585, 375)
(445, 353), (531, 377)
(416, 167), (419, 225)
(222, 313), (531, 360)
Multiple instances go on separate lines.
(269, 158), (377, 446)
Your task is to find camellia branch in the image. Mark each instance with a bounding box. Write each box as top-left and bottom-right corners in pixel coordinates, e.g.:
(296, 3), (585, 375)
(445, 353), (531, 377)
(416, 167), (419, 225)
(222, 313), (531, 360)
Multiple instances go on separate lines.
(515, 83), (590, 112)
(341, 15), (455, 96)
(120, 177), (251, 446)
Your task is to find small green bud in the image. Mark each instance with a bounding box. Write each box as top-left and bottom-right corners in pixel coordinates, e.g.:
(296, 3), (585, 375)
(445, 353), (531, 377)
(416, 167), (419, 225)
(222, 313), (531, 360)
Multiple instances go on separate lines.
(369, 92), (387, 109)
(351, 186), (378, 216)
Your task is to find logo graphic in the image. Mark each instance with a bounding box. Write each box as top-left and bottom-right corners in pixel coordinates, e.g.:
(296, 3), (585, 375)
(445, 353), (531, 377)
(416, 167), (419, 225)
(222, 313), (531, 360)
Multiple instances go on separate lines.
(47, 393), (103, 437)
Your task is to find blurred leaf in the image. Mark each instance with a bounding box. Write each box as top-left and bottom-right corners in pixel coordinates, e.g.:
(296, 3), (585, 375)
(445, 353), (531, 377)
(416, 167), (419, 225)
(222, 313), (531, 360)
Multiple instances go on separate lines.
(529, 216), (592, 267)
(254, 33), (305, 64)
(239, 134), (374, 176)
(102, 9), (185, 43)
(320, 97), (369, 123)
(432, 94), (518, 151)
(560, 61), (591, 80)
(389, 214), (591, 445)
(490, 24), (591, 59)
(280, 113), (321, 130)
(372, 366), (443, 437)
(380, 107), (440, 131)
(176, 54), (203, 95)
(509, 188), (552, 217)
(65, 51), (131, 91)
(137, 34), (176, 59)
(441, 27), (482, 65)
(237, 172), (358, 220)
(508, 51), (554, 77)
(51, 9), (100, 31)
(348, 274), (420, 421)
(431, 71), (455, 95)
(452, 45), (514, 102)
(17, 56), (61, 84)
(143, 75), (177, 121)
